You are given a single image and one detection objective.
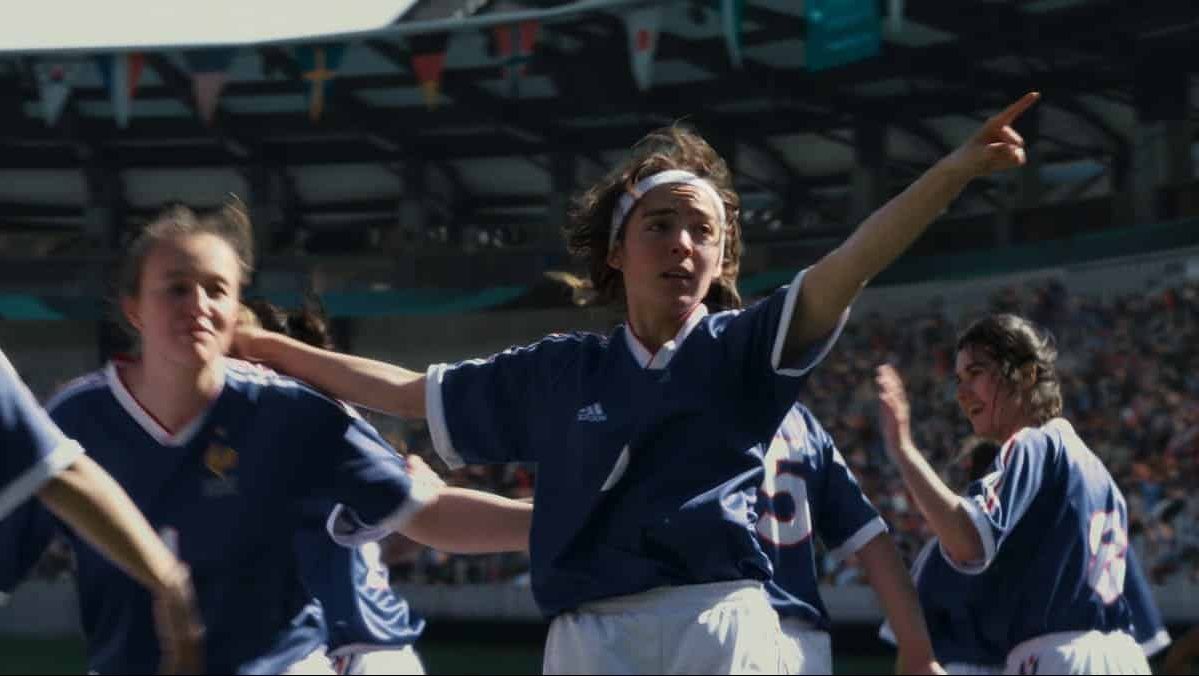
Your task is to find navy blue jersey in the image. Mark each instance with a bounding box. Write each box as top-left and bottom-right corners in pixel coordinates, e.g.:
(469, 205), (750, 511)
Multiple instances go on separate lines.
(425, 272), (846, 616)
(0, 349), (83, 520)
(1124, 547), (1170, 657)
(942, 418), (1137, 649)
(294, 501), (424, 657)
(883, 538), (1169, 665)
(757, 404), (885, 630)
(880, 539), (1006, 667)
(39, 359), (435, 674)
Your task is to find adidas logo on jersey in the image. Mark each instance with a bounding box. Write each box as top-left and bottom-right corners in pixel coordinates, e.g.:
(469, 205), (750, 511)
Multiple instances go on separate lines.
(577, 402), (607, 422)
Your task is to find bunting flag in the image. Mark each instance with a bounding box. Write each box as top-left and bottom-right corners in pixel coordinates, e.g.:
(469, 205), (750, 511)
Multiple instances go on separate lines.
(95, 53), (145, 128)
(32, 60), (84, 126)
(409, 33), (449, 110)
(805, 0), (881, 71)
(297, 44), (346, 122)
(721, 0), (745, 68)
(184, 49), (236, 126)
(492, 20), (539, 96)
(622, 6), (661, 91)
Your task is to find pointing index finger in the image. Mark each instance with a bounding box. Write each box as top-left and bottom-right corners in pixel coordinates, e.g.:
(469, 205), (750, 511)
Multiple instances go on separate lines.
(991, 92), (1041, 130)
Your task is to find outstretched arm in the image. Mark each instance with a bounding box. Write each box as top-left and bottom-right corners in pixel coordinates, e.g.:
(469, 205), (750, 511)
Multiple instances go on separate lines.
(876, 364), (984, 565)
(400, 487), (532, 554)
(38, 455), (205, 674)
(857, 534), (944, 675)
(782, 93), (1040, 363)
(236, 328), (427, 419)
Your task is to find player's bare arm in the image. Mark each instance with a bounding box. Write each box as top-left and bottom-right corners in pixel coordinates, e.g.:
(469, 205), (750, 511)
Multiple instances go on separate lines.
(876, 364), (985, 565)
(400, 487), (531, 554)
(780, 92), (1039, 365)
(236, 327), (427, 419)
(856, 534), (944, 676)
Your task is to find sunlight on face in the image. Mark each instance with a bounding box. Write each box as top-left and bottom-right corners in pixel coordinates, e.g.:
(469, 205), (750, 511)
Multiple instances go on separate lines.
(123, 233), (242, 371)
(953, 345), (1021, 441)
(607, 183), (724, 318)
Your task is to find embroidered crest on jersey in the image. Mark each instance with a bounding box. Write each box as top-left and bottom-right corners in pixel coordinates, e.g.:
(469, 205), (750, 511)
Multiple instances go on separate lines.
(202, 443), (239, 497)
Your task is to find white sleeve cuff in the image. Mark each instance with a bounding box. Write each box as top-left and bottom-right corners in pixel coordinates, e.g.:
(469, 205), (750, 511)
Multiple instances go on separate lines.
(1141, 629), (1172, 658)
(827, 517), (888, 564)
(325, 476), (441, 547)
(0, 439), (84, 521)
(939, 496), (998, 575)
(424, 363), (464, 470)
(878, 620), (897, 646)
(770, 267), (851, 377)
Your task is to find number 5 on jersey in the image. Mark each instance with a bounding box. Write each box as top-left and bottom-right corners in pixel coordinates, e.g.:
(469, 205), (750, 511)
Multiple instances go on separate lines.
(756, 434), (813, 546)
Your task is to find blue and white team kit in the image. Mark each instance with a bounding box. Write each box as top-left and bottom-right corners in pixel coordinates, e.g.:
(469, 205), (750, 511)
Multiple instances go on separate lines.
(294, 498), (427, 675)
(0, 349), (84, 523)
(1, 358), (437, 674)
(883, 537), (1169, 675)
(883, 418), (1162, 674)
(422, 269), (848, 673)
(757, 404), (888, 674)
(0, 347), (85, 609)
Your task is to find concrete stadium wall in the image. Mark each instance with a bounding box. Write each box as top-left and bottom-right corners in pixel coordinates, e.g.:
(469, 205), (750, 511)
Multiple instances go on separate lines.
(0, 321), (98, 399)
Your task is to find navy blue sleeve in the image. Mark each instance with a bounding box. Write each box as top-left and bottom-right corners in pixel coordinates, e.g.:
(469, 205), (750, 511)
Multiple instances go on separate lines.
(947, 429), (1050, 574)
(298, 399), (437, 546)
(713, 269), (848, 442)
(0, 350), (83, 520)
(1124, 546), (1170, 657)
(815, 428), (886, 561)
(0, 500), (58, 596)
(426, 337), (577, 468)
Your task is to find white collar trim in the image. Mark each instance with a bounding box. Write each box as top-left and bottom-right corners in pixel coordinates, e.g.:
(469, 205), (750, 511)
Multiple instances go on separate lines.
(105, 361), (223, 448)
(622, 304), (709, 370)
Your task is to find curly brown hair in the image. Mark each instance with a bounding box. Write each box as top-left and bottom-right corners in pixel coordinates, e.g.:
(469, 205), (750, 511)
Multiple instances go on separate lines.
(956, 314), (1064, 425)
(564, 125), (744, 309)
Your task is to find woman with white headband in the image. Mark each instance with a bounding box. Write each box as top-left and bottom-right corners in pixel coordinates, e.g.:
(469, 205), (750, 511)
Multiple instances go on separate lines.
(235, 92), (1040, 674)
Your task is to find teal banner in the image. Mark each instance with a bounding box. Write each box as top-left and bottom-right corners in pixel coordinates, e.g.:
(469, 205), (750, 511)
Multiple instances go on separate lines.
(805, 0), (881, 71)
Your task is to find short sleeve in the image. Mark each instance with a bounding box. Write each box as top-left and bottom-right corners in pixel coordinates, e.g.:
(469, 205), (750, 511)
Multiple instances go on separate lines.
(817, 438), (887, 563)
(714, 269), (849, 440)
(307, 408), (438, 546)
(427, 338), (575, 469)
(1125, 546), (1171, 657)
(0, 350), (84, 521)
(943, 431), (1048, 574)
(0, 500), (58, 599)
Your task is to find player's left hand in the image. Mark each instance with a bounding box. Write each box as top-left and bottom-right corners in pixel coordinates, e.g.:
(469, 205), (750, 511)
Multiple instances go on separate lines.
(876, 364), (917, 460)
(940, 91), (1040, 180)
(229, 324), (264, 362)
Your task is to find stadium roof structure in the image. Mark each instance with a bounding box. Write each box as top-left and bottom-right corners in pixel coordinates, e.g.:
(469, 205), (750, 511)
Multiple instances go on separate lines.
(0, 0), (1196, 298)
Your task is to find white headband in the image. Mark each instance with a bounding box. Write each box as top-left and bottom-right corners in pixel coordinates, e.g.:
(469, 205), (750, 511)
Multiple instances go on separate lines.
(608, 170), (727, 251)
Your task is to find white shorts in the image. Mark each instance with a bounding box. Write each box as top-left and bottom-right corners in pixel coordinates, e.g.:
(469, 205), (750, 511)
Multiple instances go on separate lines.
(283, 645), (338, 675)
(1004, 630), (1150, 675)
(543, 580), (794, 675)
(778, 618), (831, 675)
(341, 646), (425, 675)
